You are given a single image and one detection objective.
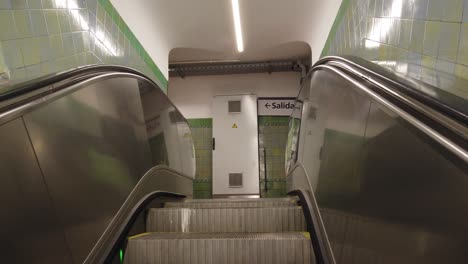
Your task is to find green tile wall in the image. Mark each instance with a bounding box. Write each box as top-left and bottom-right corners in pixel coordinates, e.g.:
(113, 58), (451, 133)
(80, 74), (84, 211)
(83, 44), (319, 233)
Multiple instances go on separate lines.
(188, 117), (290, 198)
(187, 118), (213, 199)
(322, 0), (468, 99)
(258, 116), (289, 198)
(0, 0), (167, 91)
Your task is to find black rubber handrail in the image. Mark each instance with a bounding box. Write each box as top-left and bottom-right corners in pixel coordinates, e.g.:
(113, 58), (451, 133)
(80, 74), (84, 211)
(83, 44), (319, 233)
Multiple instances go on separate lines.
(104, 191), (185, 264)
(317, 56), (468, 124)
(288, 189), (335, 264)
(0, 64), (156, 101)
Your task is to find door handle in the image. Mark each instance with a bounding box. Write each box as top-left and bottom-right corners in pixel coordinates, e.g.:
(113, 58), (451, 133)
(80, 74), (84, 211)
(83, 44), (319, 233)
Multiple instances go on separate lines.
(212, 138), (215, 150)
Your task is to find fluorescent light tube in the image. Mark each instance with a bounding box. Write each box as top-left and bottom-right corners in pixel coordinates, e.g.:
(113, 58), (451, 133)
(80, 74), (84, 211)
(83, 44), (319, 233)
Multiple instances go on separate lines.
(231, 0), (244, 52)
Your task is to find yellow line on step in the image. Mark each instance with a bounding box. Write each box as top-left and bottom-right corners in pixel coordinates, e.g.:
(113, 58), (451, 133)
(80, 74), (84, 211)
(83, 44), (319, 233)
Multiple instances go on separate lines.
(128, 232), (151, 240)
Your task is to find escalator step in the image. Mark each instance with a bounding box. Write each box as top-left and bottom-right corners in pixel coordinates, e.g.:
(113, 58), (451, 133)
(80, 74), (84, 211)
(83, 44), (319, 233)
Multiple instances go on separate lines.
(124, 232), (314, 264)
(165, 198), (297, 208)
(146, 207), (306, 233)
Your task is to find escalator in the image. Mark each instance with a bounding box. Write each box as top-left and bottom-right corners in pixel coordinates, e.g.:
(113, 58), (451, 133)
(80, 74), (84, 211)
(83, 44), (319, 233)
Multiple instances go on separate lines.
(287, 56), (467, 264)
(0, 56), (466, 264)
(124, 198), (313, 263)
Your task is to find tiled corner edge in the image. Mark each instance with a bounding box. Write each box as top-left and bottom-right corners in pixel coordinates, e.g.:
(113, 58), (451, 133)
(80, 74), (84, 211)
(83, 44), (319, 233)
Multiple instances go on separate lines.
(100, 0), (167, 88)
(320, 0), (351, 58)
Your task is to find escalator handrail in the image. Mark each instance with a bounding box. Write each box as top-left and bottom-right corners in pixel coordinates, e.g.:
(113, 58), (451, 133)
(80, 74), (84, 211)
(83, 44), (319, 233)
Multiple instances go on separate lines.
(287, 163), (336, 264)
(0, 64), (154, 101)
(85, 165), (192, 264)
(0, 66), (191, 130)
(316, 56), (468, 123)
(302, 59), (467, 162)
(0, 72), (148, 126)
(326, 60), (467, 141)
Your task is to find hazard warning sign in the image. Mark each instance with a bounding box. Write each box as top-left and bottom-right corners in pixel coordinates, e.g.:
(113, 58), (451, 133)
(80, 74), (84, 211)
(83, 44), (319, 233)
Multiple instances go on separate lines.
(232, 123), (238, 128)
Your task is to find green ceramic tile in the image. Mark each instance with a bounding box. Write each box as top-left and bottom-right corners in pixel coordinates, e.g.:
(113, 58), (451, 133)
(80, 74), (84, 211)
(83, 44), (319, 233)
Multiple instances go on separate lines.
(82, 31), (90, 51)
(413, 0), (428, 20)
(96, 2), (104, 23)
(44, 10), (60, 34)
(69, 9), (82, 31)
(438, 22), (460, 62)
(40, 60), (54, 74)
(454, 64), (468, 79)
(87, 0), (97, 14)
(25, 63), (42, 78)
(401, 0), (414, 19)
(422, 55), (436, 69)
(0, 10), (16, 40)
(0, 43), (5, 74)
(55, 55), (76, 71)
(12, 0), (28, 9)
(28, 0), (42, 9)
(57, 9), (71, 33)
(37, 35), (51, 62)
(0, 0), (12, 9)
(14, 10), (33, 38)
(464, 0), (468, 23)
(441, 0), (463, 22)
(104, 11), (112, 33)
(72, 31), (84, 53)
(41, 0), (55, 9)
(85, 51), (98, 64)
(30, 10), (48, 37)
(54, 0), (66, 8)
(427, 0), (443, 21)
(49, 34), (64, 59)
(2, 39), (23, 68)
(10, 68), (26, 80)
(399, 19), (412, 49)
(21, 37), (41, 66)
(423, 21), (441, 56)
(0, 0), (166, 90)
(62, 33), (76, 56)
(390, 19), (401, 46)
(68, 0), (85, 9)
(75, 52), (86, 66)
(79, 9), (89, 30)
(375, 0), (384, 17)
(435, 59), (455, 74)
(458, 23), (468, 65)
(409, 21), (424, 53)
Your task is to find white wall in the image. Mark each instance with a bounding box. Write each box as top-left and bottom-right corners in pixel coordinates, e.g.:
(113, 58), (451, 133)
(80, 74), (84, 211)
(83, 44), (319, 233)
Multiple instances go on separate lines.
(111, 0), (342, 78)
(168, 72), (302, 118)
(111, 0), (172, 78)
(307, 1), (343, 63)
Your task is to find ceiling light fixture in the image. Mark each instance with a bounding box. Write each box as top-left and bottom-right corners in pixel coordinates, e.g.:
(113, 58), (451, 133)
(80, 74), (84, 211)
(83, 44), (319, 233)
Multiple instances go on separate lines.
(231, 0), (244, 52)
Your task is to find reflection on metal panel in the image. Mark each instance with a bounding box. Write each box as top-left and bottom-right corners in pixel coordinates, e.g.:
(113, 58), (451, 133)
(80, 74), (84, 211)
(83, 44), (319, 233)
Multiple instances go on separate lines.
(0, 118), (72, 263)
(23, 77), (152, 263)
(141, 89), (196, 177)
(292, 68), (468, 263)
(0, 71), (195, 263)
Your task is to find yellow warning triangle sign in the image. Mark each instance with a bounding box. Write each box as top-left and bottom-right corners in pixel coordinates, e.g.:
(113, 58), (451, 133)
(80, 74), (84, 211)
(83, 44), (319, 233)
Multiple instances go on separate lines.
(232, 123), (238, 128)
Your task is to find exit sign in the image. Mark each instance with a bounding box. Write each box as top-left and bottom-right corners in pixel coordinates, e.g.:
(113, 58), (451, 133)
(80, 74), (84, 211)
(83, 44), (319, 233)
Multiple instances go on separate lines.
(258, 98), (298, 116)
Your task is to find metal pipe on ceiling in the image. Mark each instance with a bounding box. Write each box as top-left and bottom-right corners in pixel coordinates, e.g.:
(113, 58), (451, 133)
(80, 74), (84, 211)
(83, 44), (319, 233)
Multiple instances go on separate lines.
(168, 60), (309, 78)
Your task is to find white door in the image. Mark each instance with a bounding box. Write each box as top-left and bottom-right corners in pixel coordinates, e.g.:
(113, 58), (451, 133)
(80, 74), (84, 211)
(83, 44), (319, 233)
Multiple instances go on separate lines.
(212, 94), (259, 196)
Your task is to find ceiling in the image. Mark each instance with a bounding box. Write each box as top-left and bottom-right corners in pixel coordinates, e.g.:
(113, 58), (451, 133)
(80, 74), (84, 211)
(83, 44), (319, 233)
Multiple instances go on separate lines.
(111, 0), (341, 76)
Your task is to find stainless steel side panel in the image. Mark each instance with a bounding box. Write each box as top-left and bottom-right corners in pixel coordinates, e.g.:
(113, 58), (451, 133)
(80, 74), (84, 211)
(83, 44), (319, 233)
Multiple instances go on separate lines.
(0, 118), (72, 263)
(293, 68), (468, 263)
(23, 77), (152, 263)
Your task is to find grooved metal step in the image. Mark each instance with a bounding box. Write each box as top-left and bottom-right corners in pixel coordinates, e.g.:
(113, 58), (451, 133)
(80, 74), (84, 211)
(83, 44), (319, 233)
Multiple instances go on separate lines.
(165, 198), (297, 208)
(146, 207), (307, 233)
(124, 232), (314, 264)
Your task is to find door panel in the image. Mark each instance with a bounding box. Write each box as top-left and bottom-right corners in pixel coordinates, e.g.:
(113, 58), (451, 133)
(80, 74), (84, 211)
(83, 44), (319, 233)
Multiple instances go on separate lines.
(212, 95), (259, 196)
